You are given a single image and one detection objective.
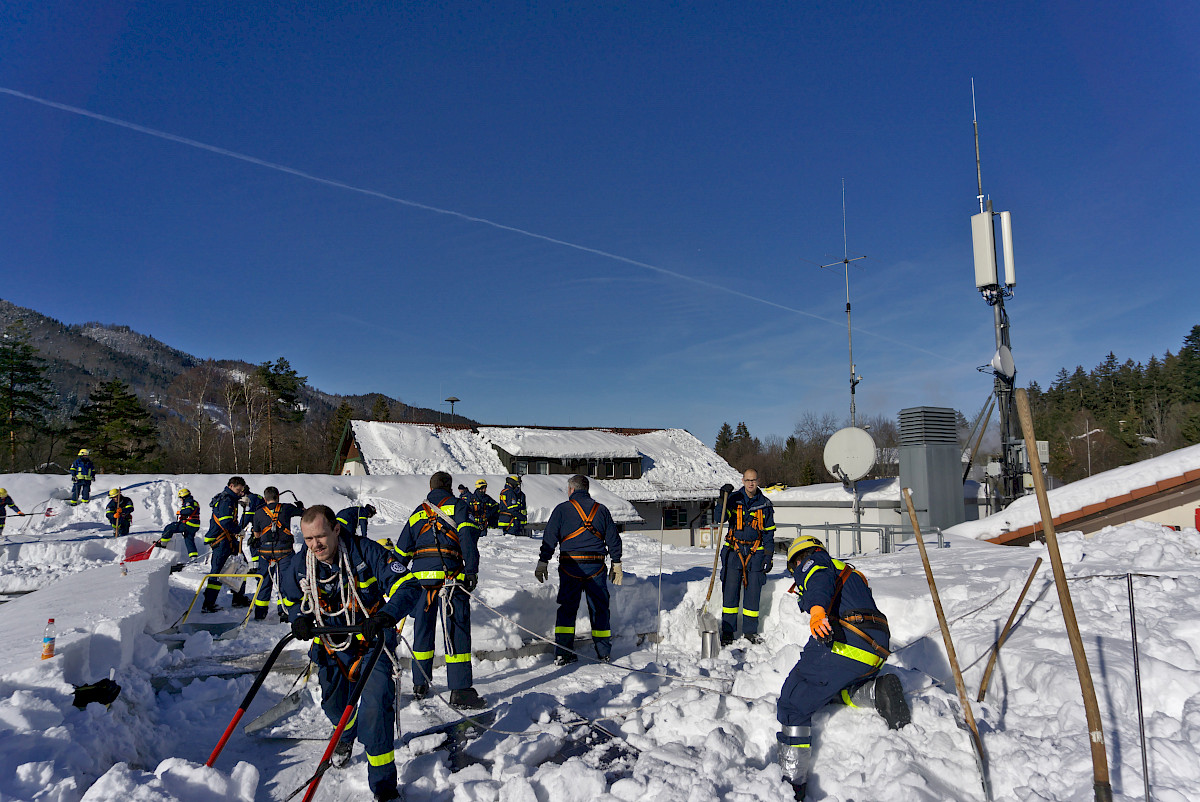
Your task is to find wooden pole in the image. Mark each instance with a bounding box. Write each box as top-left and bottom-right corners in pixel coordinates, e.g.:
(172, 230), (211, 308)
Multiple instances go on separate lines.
(1014, 388), (1112, 801)
(903, 488), (992, 801)
(976, 557), (1043, 702)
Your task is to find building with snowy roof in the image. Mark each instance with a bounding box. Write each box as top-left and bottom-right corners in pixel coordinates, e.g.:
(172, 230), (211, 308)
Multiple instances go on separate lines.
(334, 420), (741, 533)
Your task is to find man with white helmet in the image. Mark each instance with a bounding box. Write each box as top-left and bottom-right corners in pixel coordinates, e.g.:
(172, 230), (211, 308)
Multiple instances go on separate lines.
(775, 534), (910, 800)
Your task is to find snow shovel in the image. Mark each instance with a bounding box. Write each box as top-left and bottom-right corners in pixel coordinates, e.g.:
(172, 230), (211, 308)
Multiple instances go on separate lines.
(699, 489), (730, 656)
(207, 626), (361, 767)
(243, 663), (314, 736)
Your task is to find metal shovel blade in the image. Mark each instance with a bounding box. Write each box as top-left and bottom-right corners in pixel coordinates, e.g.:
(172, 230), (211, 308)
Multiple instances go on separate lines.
(244, 689), (307, 736)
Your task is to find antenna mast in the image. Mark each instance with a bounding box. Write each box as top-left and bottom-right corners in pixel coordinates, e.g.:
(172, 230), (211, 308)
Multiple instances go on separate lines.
(821, 179), (867, 427)
(970, 81), (1021, 508)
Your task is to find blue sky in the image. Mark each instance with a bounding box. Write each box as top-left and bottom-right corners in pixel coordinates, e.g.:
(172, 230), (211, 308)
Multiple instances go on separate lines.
(2, 2), (1197, 446)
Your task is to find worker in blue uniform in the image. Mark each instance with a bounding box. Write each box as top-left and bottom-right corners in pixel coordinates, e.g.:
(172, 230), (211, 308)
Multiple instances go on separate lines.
(281, 505), (422, 802)
(105, 488), (134, 536)
(467, 479), (499, 535)
(249, 486), (304, 621)
(336, 504), (377, 538)
(68, 449), (95, 504)
(0, 488), (22, 536)
(776, 535), (910, 800)
(392, 471), (485, 709)
(201, 476), (251, 613)
(498, 475), (527, 537)
(159, 488), (201, 558)
(717, 469), (776, 646)
(535, 474), (623, 665)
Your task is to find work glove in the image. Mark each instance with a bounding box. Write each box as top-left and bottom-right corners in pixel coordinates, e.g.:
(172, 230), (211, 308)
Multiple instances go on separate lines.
(248, 536), (261, 551)
(463, 574), (478, 593)
(362, 610), (398, 643)
(609, 562), (623, 586)
(534, 561), (549, 583)
(764, 558), (774, 574)
(809, 605), (833, 645)
(291, 614), (316, 641)
(720, 484), (734, 496)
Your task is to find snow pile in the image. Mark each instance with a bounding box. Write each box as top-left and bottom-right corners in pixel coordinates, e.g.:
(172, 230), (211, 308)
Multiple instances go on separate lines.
(949, 442), (1200, 540)
(478, 427), (642, 459)
(604, 429), (742, 502)
(350, 421), (507, 475)
(766, 477), (984, 503)
(2, 466), (1200, 800)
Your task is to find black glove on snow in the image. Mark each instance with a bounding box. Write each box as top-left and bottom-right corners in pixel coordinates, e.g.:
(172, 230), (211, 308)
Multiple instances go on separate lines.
(463, 574), (478, 592)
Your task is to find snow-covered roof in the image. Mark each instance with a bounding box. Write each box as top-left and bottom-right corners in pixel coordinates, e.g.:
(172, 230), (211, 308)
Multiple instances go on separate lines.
(349, 421), (506, 475)
(947, 442), (1200, 540)
(478, 427), (641, 459)
(601, 429), (741, 502)
(346, 422), (739, 503)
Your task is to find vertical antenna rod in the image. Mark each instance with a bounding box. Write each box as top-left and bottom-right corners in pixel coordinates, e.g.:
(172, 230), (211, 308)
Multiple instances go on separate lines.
(973, 78), (985, 214)
(819, 180), (867, 427)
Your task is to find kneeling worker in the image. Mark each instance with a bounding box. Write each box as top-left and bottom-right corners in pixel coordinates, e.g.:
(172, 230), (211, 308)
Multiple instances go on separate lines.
(280, 505), (422, 802)
(535, 474), (623, 665)
(776, 535), (911, 800)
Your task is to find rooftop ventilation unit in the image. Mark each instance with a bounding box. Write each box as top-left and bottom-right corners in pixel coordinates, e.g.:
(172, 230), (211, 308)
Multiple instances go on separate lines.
(899, 406), (966, 533)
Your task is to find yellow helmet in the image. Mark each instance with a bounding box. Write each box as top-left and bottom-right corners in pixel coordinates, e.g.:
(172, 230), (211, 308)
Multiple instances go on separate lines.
(787, 535), (825, 568)
(0, 488), (6, 496)
(177, 488), (191, 498)
(79, 448), (90, 456)
(507, 474), (521, 485)
(475, 479), (488, 488)
(108, 488), (120, 497)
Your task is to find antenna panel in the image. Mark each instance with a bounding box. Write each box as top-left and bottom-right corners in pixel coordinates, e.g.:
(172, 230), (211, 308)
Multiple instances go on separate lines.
(823, 426), (877, 482)
(972, 212), (997, 288)
(1000, 211), (1015, 287)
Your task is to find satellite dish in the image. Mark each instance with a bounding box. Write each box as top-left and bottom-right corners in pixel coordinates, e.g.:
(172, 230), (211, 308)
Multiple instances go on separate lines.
(990, 345), (1016, 380)
(823, 427), (877, 483)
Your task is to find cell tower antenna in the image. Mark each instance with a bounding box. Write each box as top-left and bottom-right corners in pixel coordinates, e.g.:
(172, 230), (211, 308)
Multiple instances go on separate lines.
(973, 78), (985, 213)
(808, 179), (867, 427)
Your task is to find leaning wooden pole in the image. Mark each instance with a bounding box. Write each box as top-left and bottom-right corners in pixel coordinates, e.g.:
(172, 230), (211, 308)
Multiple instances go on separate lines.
(902, 488), (992, 801)
(1014, 388), (1112, 802)
(977, 557), (1043, 702)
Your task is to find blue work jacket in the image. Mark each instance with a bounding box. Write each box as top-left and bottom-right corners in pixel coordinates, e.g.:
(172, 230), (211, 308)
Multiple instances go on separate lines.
(393, 489), (480, 585)
(539, 491), (622, 563)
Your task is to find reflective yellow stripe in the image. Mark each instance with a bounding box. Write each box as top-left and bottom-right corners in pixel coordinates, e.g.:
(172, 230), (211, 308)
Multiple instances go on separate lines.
(388, 574), (415, 595)
(445, 653), (471, 664)
(554, 626), (575, 634)
(413, 649), (435, 660)
(591, 630), (611, 638)
(346, 710), (357, 730)
(802, 564), (823, 589)
(367, 750), (394, 767)
(336, 516), (350, 526)
(413, 570), (447, 580)
(254, 598), (269, 607)
(742, 609), (759, 618)
(282, 598), (296, 607)
(831, 640), (885, 667)
(358, 576), (377, 589)
(841, 688), (858, 707)
(408, 510), (430, 525)
(394, 547), (413, 557)
(721, 606), (739, 615)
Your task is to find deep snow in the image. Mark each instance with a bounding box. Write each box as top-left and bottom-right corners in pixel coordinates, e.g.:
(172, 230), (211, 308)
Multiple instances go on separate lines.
(1, 470), (1198, 801)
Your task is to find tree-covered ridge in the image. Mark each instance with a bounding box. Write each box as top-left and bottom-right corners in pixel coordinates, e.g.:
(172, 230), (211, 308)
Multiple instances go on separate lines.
(1026, 324), (1200, 483)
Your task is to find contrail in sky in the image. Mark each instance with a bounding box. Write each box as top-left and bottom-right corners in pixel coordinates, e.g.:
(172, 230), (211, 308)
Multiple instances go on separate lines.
(1, 86), (953, 361)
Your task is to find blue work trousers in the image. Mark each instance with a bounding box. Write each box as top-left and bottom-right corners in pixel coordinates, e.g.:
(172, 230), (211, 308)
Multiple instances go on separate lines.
(410, 585), (473, 690)
(250, 556), (285, 619)
(318, 643), (397, 797)
(720, 547), (767, 637)
(555, 559), (612, 660)
(202, 537), (240, 607)
(776, 639), (881, 746)
(160, 521), (198, 557)
(71, 480), (91, 503)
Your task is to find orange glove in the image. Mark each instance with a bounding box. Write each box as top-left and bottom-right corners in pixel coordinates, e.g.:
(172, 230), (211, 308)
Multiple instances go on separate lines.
(809, 606), (833, 640)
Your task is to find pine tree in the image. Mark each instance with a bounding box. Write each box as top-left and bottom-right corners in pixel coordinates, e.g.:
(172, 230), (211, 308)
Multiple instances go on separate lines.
(0, 321), (55, 472)
(715, 422), (734, 454)
(256, 358), (307, 473)
(370, 395), (391, 422)
(68, 379), (158, 472)
(734, 422), (751, 442)
(330, 400), (354, 463)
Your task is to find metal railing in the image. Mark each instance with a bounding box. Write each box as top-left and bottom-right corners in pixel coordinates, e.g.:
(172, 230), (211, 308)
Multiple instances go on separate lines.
(770, 522), (947, 558)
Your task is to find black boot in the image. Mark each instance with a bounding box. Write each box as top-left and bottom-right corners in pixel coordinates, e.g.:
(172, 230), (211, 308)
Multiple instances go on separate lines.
(411, 684), (428, 700)
(201, 602), (221, 614)
(331, 738), (353, 768)
(873, 673), (911, 730)
(231, 592), (252, 608)
(449, 687), (487, 710)
(373, 786), (400, 802)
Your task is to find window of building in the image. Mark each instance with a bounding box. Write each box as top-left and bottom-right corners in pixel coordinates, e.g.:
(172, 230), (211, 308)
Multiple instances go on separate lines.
(663, 506), (688, 529)
(605, 461), (615, 477)
(536, 461), (549, 475)
(623, 461), (634, 478)
(514, 461), (528, 475)
(588, 460), (598, 477)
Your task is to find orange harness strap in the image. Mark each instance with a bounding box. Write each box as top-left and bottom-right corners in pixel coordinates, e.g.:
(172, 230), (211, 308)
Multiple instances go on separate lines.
(561, 499), (603, 546)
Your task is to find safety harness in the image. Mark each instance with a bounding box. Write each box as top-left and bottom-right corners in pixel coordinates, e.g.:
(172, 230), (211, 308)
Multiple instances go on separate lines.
(256, 504), (295, 563)
(790, 557), (892, 670)
(558, 499), (607, 580)
(413, 502), (464, 611)
(724, 501), (766, 587)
